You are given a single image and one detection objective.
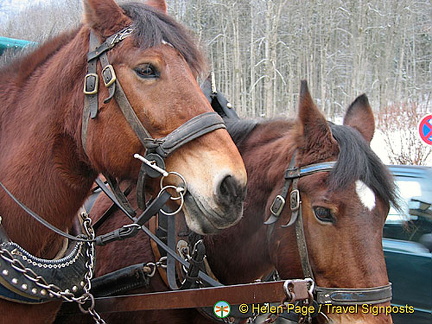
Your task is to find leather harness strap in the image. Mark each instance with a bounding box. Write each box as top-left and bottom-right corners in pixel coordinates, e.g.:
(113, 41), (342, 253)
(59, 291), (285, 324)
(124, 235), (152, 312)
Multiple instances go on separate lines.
(315, 284), (393, 306)
(102, 175), (136, 217)
(294, 205), (314, 280)
(166, 210), (180, 290)
(81, 31), (99, 148)
(82, 30), (127, 151)
(111, 79), (153, 148)
(82, 28), (227, 159)
(265, 157), (336, 277)
(91, 263), (152, 298)
(137, 219), (222, 287)
(81, 27), (228, 217)
(152, 112), (227, 159)
(0, 214), (94, 305)
(58, 279), (312, 316)
(265, 153), (393, 309)
(264, 153), (297, 225)
(0, 182), (94, 243)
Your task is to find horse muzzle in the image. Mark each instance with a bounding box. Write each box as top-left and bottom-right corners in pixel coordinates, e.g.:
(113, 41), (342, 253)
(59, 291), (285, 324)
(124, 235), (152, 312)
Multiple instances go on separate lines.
(181, 175), (246, 234)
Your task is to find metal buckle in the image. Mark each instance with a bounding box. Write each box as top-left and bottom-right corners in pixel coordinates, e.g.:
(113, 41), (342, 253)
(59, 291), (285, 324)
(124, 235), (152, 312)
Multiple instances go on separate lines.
(83, 73), (99, 95)
(102, 65), (116, 87)
(290, 189), (300, 211)
(285, 167), (300, 179)
(270, 195), (286, 217)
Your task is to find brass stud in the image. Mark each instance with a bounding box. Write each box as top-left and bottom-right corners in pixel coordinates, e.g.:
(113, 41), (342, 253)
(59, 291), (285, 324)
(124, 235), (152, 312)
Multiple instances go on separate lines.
(2, 269), (9, 276)
(21, 284), (28, 290)
(72, 286), (78, 292)
(11, 278), (18, 284)
(40, 289), (47, 296)
(31, 288), (38, 294)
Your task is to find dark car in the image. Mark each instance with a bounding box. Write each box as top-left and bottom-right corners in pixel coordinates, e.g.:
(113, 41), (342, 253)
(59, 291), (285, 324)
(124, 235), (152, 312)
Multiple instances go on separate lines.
(384, 165), (432, 324)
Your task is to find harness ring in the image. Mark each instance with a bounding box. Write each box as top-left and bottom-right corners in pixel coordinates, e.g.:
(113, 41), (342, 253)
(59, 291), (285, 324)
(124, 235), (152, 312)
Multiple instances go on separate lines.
(157, 185), (185, 216)
(160, 172), (187, 199)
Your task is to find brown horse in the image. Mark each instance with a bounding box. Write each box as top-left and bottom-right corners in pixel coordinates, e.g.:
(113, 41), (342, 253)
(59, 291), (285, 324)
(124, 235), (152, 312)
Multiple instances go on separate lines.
(81, 81), (399, 324)
(0, 1), (247, 323)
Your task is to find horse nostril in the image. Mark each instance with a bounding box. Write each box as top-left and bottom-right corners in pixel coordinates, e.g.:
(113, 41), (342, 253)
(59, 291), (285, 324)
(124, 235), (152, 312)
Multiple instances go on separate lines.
(217, 175), (246, 204)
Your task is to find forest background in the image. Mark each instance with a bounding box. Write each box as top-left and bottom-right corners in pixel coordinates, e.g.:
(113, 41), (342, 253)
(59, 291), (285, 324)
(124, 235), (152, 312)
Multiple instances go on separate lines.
(0, 0), (431, 164)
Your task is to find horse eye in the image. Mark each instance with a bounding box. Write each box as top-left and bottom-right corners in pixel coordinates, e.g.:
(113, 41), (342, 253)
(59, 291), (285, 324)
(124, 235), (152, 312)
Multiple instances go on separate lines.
(313, 206), (334, 223)
(134, 64), (159, 79)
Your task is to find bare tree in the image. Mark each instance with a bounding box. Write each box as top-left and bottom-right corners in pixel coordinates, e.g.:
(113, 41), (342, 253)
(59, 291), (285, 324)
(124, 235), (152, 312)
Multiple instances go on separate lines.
(1, 0), (430, 122)
(377, 102), (432, 165)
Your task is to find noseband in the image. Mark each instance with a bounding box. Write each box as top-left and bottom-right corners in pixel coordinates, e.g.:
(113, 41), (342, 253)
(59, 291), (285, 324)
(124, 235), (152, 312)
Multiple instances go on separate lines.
(82, 27), (226, 212)
(265, 153), (392, 310)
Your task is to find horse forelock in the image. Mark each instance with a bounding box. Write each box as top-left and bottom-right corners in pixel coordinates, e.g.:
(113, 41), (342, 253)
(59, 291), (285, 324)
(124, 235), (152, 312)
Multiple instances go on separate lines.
(121, 3), (206, 76)
(329, 123), (399, 209)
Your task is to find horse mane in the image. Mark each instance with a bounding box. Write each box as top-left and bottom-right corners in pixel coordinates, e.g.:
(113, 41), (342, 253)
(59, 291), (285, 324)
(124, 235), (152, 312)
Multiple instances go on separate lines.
(329, 123), (400, 209)
(226, 118), (400, 209)
(121, 2), (206, 76)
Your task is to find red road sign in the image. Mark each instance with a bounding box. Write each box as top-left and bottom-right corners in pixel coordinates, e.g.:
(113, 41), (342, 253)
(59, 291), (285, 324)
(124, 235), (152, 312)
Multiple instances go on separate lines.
(419, 114), (432, 145)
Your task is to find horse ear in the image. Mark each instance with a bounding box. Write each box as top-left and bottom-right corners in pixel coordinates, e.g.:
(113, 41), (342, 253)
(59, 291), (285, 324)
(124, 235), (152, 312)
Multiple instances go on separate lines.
(145, 0), (168, 13)
(297, 80), (337, 159)
(343, 94), (375, 143)
(83, 0), (131, 37)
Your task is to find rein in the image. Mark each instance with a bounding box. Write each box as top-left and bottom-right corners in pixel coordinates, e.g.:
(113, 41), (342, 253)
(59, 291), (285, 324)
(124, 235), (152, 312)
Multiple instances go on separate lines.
(0, 25), (227, 324)
(265, 152), (392, 322)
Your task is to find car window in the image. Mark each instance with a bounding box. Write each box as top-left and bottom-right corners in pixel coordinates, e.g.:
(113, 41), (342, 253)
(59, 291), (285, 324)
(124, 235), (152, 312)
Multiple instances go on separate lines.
(387, 178), (421, 223)
(384, 174), (432, 252)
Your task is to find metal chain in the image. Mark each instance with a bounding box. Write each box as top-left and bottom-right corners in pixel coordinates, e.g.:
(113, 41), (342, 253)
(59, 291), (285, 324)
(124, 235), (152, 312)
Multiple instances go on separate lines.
(0, 213), (105, 324)
(76, 212), (106, 324)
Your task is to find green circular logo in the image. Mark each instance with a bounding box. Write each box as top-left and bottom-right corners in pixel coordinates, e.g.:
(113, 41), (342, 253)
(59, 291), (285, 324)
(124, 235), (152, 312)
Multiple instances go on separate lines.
(213, 301), (231, 319)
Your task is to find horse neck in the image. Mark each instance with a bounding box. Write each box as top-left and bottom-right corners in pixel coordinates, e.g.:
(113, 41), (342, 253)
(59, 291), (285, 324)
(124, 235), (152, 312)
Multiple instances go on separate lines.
(204, 121), (297, 284)
(0, 28), (96, 258)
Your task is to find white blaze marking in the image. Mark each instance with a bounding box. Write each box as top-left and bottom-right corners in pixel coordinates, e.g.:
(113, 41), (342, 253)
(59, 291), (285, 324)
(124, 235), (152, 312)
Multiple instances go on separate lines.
(355, 180), (376, 211)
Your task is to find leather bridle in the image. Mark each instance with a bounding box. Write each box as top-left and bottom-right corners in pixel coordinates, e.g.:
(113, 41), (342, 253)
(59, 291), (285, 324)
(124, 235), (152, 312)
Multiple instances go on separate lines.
(265, 153), (392, 311)
(81, 27), (227, 212)
(0, 26), (228, 310)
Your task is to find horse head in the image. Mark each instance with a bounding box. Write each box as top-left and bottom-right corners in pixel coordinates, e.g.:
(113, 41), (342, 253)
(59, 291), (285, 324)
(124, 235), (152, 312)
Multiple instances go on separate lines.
(80, 0), (247, 234)
(0, 2), (247, 321)
(267, 81), (397, 323)
(79, 80), (399, 323)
